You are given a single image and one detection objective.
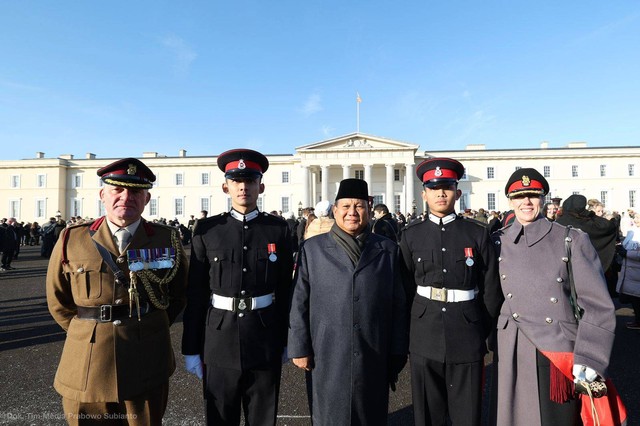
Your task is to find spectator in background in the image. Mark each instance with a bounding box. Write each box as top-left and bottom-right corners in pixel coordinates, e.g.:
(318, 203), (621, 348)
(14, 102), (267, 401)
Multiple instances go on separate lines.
(371, 203), (399, 243)
(617, 214), (640, 329)
(475, 208), (488, 224)
(587, 198), (605, 217)
(297, 207), (313, 246)
(284, 211), (299, 253)
(542, 202), (558, 222)
(40, 218), (58, 258)
(305, 200), (334, 240)
(1, 218), (19, 271)
(556, 194), (618, 278)
(30, 222), (41, 245)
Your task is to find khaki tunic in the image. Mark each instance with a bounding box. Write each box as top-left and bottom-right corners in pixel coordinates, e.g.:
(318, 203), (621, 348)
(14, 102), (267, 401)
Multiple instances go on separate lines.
(47, 218), (188, 402)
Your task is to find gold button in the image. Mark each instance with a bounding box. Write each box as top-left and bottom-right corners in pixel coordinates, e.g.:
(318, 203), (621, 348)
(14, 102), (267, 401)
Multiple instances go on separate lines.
(77, 267), (84, 273)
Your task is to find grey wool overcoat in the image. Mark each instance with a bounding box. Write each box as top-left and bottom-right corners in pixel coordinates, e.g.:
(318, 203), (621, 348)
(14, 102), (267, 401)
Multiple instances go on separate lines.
(288, 232), (409, 426)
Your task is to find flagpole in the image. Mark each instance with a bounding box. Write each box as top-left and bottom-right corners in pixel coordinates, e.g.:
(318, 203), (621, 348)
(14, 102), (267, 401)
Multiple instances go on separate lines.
(356, 92), (361, 133)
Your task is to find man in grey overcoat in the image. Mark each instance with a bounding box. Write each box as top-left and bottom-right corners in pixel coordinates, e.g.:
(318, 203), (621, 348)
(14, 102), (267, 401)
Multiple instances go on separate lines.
(288, 178), (409, 426)
(490, 168), (618, 426)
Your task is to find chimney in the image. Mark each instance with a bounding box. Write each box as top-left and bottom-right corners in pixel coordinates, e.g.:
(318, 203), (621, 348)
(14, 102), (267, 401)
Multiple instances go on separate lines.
(540, 141), (549, 149)
(86, 153), (96, 159)
(36, 152), (45, 159)
(143, 152), (158, 158)
(179, 149), (187, 157)
(59, 154), (74, 160)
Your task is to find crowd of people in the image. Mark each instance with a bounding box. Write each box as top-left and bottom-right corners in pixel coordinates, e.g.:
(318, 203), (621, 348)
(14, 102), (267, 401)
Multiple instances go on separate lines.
(0, 151), (633, 425)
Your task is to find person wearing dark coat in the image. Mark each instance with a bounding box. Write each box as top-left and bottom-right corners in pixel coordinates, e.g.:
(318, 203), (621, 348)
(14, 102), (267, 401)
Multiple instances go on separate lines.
(182, 149), (293, 426)
(555, 194), (618, 274)
(490, 169), (622, 426)
(0, 218), (19, 271)
(371, 203), (399, 243)
(400, 158), (503, 426)
(288, 179), (409, 426)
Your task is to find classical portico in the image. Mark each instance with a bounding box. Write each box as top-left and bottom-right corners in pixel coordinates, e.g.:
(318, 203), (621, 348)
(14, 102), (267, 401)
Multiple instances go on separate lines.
(296, 133), (420, 214)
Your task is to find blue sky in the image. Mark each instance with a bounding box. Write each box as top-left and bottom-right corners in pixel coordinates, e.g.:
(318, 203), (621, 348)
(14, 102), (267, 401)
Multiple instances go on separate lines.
(1, 1), (639, 160)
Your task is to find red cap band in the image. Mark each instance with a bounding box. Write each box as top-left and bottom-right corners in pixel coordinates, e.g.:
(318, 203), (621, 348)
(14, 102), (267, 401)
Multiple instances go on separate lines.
(507, 179), (544, 194)
(225, 160), (263, 173)
(422, 168), (458, 183)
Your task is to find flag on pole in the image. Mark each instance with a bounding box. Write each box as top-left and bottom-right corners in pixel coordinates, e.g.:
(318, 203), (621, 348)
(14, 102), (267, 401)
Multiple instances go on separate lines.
(356, 92), (362, 103)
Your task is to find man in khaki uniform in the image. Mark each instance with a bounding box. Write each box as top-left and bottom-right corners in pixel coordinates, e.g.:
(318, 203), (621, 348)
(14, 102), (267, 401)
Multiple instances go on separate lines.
(47, 158), (188, 425)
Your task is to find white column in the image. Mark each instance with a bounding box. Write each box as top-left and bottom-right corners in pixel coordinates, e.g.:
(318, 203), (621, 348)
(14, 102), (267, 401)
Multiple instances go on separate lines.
(364, 164), (372, 192)
(342, 164), (351, 180)
(385, 164), (394, 209)
(405, 163), (415, 214)
(302, 165), (310, 208)
(321, 165), (329, 202)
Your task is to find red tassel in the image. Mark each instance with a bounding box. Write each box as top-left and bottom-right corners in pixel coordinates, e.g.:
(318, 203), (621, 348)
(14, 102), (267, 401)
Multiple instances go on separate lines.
(549, 359), (573, 403)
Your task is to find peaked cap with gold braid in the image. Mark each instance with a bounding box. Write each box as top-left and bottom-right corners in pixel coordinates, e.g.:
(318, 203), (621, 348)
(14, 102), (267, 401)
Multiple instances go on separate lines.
(97, 158), (156, 189)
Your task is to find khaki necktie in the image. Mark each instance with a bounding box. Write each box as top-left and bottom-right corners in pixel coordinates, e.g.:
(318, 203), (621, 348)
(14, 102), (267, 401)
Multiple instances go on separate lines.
(116, 228), (132, 254)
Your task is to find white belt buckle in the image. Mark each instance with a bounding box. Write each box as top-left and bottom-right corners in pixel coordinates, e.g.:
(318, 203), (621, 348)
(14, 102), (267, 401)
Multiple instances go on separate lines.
(430, 287), (447, 302)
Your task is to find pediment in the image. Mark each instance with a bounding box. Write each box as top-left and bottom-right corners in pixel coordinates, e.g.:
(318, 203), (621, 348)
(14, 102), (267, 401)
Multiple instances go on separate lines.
(296, 132), (419, 153)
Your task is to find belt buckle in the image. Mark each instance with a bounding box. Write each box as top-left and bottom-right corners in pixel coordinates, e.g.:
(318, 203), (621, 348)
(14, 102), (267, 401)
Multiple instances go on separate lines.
(100, 305), (113, 322)
(430, 287), (447, 302)
(236, 298), (248, 312)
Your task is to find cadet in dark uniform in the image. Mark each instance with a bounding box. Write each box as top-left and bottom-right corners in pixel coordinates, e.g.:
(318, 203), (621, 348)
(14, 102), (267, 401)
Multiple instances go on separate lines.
(399, 158), (503, 426)
(182, 149), (294, 426)
(47, 158), (188, 425)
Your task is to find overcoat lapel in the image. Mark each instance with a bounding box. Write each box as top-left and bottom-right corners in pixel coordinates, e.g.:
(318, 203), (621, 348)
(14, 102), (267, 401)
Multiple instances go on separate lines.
(355, 239), (384, 274)
(322, 235), (355, 271)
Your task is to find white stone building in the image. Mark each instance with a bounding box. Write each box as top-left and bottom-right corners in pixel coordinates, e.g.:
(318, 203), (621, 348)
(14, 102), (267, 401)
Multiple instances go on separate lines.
(1, 133), (638, 224)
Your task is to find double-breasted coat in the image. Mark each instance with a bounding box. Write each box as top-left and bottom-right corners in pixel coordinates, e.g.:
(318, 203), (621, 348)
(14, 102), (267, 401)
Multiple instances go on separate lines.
(181, 211), (293, 370)
(490, 217), (616, 425)
(288, 232), (409, 426)
(399, 215), (503, 363)
(46, 217), (188, 402)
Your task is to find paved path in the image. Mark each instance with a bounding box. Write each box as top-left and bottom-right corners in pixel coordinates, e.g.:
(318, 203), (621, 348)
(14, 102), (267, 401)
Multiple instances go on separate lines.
(0, 246), (637, 425)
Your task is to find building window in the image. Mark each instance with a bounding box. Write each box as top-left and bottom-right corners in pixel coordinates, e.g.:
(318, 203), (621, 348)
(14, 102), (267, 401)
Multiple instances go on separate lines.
(226, 197), (232, 211)
(10, 200), (20, 218)
(600, 165), (606, 177)
(600, 191), (608, 207)
(37, 174), (46, 188)
(281, 197), (290, 213)
(394, 195), (401, 214)
(72, 174), (83, 188)
(149, 199), (158, 216)
(394, 169), (400, 181)
(487, 193), (496, 211)
(372, 195), (383, 206)
(630, 164), (636, 177)
(174, 198), (184, 216)
(282, 171), (289, 183)
(71, 198), (82, 217)
(98, 177), (104, 187)
(487, 167), (494, 179)
(461, 169), (467, 180)
(257, 196), (264, 211)
(175, 173), (184, 186)
(514, 166), (522, 171)
(201, 198), (209, 213)
(318, 170), (322, 182)
(355, 170), (364, 180)
(572, 165), (579, 178)
(97, 199), (106, 217)
(36, 199), (46, 218)
(201, 172), (210, 185)
(10, 175), (20, 188)
(543, 166), (551, 178)
(630, 190), (637, 208)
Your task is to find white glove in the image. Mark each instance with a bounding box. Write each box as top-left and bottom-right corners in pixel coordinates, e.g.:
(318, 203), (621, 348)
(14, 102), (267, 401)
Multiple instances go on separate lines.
(185, 354), (204, 379)
(572, 364), (598, 383)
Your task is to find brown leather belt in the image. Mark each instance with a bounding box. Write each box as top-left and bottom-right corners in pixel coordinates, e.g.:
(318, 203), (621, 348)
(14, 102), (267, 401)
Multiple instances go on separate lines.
(76, 304), (153, 322)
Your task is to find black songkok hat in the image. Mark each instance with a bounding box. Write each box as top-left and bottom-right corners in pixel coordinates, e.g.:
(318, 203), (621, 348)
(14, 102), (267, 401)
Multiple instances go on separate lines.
(97, 158), (155, 189)
(217, 149), (269, 179)
(504, 167), (549, 198)
(335, 179), (369, 201)
(416, 157), (465, 188)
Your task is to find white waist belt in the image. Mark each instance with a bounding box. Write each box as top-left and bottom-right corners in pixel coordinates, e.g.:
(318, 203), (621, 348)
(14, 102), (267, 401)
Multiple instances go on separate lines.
(417, 286), (475, 303)
(211, 293), (274, 312)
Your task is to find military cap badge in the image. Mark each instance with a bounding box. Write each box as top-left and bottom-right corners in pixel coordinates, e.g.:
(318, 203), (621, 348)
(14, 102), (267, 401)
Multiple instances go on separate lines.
(127, 164), (137, 175)
(521, 176), (531, 187)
